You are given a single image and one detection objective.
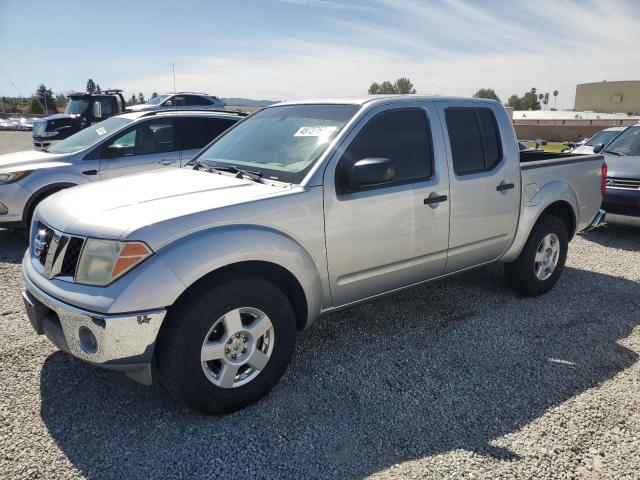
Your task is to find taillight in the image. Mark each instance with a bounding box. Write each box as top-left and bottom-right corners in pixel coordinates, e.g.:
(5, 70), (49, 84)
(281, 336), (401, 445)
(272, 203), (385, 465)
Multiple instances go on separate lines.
(601, 162), (608, 197)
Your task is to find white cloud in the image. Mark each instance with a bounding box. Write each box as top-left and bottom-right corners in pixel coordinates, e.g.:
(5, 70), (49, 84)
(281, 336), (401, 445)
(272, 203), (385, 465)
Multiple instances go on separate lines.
(117, 0), (640, 108)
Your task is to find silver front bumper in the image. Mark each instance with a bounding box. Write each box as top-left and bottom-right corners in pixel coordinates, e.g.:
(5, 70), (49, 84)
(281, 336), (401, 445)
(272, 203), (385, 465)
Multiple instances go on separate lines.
(22, 271), (166, 384)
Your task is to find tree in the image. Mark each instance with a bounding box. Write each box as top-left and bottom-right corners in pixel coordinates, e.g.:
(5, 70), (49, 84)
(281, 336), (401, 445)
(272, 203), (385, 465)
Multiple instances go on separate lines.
(128, 94), (137, 106)
(137, 92), (145, 104)
(394, 77), (416, 94)
(473, 88), (500, 102)
(86, 78), (96, 94)
(55, 93), (67, 109)
(522, 88), (541, 110)
(151, 92), (158, 99)
(35, 84), (56, 113)
(543, 92), (550, 110)
(368, 77), (416, 95)
(29, 97), (44, 114)
(506, 94), (524, 110)
(553, 90), (559, 108)
(96, 84), (102, 94)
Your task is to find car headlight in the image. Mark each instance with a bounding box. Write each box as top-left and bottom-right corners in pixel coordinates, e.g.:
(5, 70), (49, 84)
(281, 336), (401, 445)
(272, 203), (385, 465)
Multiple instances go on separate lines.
(0, 171), (30, 184)
(75, 239), (152, 286)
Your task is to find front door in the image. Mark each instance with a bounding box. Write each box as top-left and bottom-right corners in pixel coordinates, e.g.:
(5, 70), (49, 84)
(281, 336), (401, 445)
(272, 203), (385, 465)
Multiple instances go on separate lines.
(99, 118), (181, 179)
(436, 102), (520, 272)
(324, 104), (450, 307)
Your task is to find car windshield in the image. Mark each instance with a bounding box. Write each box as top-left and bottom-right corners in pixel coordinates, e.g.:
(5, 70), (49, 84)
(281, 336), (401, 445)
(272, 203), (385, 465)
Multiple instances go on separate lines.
(47, 117), (132, 154)
(604, 126), (640, 156)
(197, 104), (360, 183)
(585, 130), (622, 147)
(64, 98), (90, 115)
(146, 95), (170, 105)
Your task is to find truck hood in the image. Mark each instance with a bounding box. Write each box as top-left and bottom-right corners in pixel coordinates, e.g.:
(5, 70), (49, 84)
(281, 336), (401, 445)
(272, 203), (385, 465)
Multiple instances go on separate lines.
(36, 168), (295, 245)
(0, 150), (72, 175)
(603, 153), (640, 179)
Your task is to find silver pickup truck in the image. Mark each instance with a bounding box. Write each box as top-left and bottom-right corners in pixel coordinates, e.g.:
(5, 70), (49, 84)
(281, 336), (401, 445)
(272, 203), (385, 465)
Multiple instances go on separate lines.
(21, 96), (606, 413)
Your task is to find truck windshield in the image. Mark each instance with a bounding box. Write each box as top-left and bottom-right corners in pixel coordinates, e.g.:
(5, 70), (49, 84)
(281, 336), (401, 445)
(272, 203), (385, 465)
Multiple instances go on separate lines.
(604, 126), (640, 156)
(197, 104), (360, 183)
(146, 95), (170, 105)
(64, 98), (90, 115)
(47, 117), (132, 154)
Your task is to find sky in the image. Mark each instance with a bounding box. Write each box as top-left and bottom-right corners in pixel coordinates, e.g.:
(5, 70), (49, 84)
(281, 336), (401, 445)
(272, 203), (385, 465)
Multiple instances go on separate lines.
(1, 0), (639, 109)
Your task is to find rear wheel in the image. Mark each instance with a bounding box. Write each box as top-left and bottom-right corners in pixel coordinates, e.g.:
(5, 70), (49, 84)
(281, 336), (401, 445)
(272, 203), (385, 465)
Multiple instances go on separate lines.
(504, 215), (568, 296)
(155, 275), (297, 413)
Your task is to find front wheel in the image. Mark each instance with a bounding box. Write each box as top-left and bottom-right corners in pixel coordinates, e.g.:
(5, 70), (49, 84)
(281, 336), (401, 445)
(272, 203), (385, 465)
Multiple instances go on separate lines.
(155, 276), (297, 413)
(504, 214), (568, 296)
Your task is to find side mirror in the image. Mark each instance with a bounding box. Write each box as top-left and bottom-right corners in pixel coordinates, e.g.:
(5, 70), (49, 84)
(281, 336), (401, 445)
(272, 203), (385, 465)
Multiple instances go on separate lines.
(92, 102), (102, 119)
(593, 143), (605, 154)
(347, 157), (395, 191)
(104, 144), (126, 158)
(164, 100), (173, 107)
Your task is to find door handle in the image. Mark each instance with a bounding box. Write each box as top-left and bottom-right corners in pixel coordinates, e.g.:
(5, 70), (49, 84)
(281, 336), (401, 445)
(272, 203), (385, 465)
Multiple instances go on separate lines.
(424, 194), (448, 205)
(82, 169), (98, 176)
(496, 182), (515, 192)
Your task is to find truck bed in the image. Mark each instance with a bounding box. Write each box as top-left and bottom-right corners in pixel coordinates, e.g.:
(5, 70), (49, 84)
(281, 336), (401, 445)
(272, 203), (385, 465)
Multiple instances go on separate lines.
(519, 151), (602, 169)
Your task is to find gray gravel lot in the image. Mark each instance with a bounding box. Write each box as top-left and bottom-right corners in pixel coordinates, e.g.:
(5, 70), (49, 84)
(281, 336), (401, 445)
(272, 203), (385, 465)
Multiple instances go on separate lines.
(0, 131), (33, 154)
(1, 133), (639, 479)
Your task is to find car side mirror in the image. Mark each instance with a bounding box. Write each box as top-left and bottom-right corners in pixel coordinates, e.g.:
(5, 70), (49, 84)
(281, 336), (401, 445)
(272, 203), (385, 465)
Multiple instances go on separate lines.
(164, 100), (173, 107)
(593, 143), (605, 154)
(347, 157), (395, 191)
(104, 144), (126, 158)
(92, 102), (102, 119)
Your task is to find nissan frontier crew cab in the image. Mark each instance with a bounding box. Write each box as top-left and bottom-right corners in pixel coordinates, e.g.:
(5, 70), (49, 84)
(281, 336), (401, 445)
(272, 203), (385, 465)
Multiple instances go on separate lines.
(21, 96), (607, 413)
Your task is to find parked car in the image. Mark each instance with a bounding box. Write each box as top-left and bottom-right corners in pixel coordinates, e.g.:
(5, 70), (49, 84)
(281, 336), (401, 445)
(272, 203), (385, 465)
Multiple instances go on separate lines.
(127, 92), (225, 112)
(571, 127), (626, 155)
(0, 119), (18, 131)
(21, 96), (606, 413)
(33, 89), (127, 150)
(599, 123), (640, 226)
(17, 117), (35, 131)
(0, 109), (242, 229)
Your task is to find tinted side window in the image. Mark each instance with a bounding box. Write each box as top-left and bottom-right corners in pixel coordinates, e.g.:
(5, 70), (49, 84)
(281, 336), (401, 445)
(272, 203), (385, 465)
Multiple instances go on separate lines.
(103, 119), (176, 156)
(445, 108), (484, 174)
(179, 117), (237, 150)
(186, 95), (211, 106)
(446, 107), (502, 175)
(337, 109), (433, 189)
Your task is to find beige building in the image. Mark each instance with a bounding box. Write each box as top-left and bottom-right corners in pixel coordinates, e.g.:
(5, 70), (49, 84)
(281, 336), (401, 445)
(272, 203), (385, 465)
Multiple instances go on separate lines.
(574, 80), (640, 114)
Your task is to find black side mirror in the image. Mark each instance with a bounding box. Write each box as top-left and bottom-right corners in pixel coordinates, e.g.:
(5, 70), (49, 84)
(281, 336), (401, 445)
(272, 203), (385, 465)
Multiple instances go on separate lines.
(104, 144), (126, 158)
(346, 157), (395, 191)
(592, 143), (605, 154)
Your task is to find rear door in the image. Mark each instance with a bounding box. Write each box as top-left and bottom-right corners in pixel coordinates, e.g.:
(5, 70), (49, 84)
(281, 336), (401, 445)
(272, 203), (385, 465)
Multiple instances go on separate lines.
(99, 118), (181, 179)
(324, 103), (450, 306)
(436, 101), (520, 272)
(176, 116), (238, 165)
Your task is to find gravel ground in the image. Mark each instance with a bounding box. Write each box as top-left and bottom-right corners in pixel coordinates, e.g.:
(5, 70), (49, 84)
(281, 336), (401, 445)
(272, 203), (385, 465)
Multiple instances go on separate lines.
(0, 131), (33, 154)
(1, 133), (639, 478)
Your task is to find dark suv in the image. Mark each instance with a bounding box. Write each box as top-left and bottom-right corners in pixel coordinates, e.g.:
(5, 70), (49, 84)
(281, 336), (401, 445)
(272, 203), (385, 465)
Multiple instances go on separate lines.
(128, 92), (225, 112)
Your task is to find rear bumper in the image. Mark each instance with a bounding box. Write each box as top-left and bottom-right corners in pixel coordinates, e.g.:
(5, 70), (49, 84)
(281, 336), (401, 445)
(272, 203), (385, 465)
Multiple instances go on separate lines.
(22, 270), (166, 385)
(585, 209), (606, 231)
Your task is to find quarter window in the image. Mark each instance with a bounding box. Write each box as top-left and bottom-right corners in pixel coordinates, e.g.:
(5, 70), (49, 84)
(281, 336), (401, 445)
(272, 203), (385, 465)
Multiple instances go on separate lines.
(446, 107), (502, 175)
(337, 108), (433, 190)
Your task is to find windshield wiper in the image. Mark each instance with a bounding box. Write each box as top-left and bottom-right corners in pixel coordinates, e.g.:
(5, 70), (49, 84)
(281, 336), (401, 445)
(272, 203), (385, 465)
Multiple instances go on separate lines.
(211, 165), (264, 183)
(188, 160), (215, 171)
(603, 150), (623, 156)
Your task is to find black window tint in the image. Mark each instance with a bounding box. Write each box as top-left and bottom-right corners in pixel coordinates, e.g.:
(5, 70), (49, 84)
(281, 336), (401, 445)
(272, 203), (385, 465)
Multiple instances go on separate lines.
(186, 95), (211, 106)
(446, 109), (483, 174)
(180, 117), (236, 150)
(477, 108), (501, 168)
(170, 96), (186, 106)
(338, 109), (432, 188)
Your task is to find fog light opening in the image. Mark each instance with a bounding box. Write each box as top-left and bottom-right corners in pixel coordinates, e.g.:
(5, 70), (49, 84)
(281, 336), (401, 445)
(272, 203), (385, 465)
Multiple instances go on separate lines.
(78, 327), (98, 354)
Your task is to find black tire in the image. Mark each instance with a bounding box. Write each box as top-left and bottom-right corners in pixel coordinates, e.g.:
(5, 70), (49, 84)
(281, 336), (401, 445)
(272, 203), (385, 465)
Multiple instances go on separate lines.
(155, 275), (297, 414)
(504, 214), (568, 296)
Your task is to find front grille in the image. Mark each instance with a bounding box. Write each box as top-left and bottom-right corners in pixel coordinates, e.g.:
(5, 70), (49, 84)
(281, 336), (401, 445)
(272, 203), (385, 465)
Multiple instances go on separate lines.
(31, 220), (85, 280)
(607, 177), (640, 190)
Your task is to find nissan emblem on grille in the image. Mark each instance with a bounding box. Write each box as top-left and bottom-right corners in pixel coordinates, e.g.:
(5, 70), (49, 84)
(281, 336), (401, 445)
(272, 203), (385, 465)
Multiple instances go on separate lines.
(33, 228), (48, 259)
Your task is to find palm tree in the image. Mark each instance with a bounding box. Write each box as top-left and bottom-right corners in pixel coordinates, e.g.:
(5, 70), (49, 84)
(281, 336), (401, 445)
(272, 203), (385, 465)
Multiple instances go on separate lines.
(553, 90), (559, 109)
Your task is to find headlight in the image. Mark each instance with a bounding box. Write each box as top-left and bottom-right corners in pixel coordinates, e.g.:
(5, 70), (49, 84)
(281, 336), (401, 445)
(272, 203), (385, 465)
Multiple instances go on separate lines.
(75, 239), (152, 286)
(0, 171), (30, 184)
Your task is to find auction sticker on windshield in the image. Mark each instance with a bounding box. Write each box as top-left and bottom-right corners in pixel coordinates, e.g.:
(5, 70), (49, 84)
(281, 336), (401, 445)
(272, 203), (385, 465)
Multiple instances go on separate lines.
(96, 127), (107, 136)
(294, 126), (338, 137)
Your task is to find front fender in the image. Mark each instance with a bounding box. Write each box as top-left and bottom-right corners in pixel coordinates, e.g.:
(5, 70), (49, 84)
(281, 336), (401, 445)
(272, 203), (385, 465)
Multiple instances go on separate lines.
(501, 180), (578, 262)
(157, 225), (325, 327)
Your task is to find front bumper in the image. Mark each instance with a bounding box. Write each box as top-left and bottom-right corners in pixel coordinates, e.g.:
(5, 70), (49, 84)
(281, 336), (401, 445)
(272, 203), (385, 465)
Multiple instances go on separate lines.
(22, 270), (166, 385)
(0, 181), (31, 226)
(602, 187), (640, 218)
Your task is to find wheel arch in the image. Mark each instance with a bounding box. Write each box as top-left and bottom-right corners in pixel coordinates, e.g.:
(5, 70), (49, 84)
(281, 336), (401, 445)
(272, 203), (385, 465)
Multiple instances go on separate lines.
(24, 182), (76, 227)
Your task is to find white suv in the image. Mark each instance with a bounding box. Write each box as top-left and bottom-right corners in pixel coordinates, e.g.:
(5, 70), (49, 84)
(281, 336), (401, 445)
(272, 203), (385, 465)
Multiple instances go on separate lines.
(128, 92), (225, 112)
